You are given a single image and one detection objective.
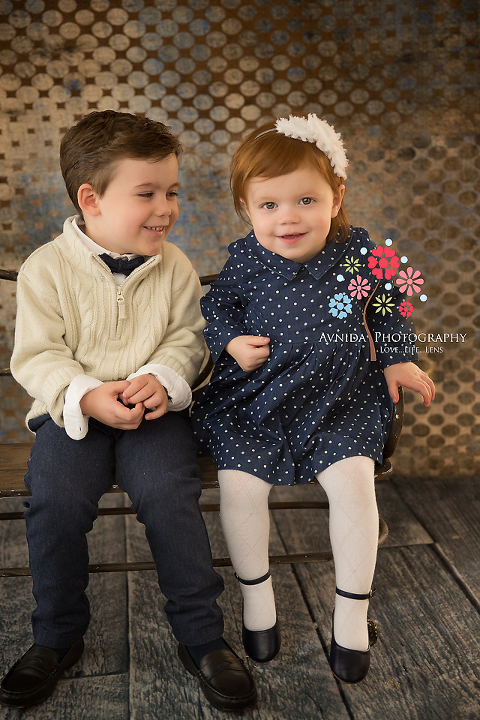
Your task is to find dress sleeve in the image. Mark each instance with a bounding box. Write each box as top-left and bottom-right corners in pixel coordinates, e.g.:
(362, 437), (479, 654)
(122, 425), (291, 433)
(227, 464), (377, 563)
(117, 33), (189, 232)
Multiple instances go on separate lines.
(201, 255), (248, 363)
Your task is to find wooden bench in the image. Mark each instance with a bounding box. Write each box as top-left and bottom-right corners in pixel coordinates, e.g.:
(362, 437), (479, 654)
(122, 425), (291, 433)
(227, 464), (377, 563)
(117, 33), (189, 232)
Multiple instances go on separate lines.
(0, 270), (400, 577)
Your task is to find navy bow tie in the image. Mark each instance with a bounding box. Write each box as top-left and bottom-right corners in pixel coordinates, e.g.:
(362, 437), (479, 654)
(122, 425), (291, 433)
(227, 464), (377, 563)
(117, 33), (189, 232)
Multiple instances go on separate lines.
(99, 253), (145, 276)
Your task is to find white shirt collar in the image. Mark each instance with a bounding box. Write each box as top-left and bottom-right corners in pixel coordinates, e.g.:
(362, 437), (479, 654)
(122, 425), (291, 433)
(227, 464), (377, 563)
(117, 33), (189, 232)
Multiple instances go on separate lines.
(72, 216), (139, 259)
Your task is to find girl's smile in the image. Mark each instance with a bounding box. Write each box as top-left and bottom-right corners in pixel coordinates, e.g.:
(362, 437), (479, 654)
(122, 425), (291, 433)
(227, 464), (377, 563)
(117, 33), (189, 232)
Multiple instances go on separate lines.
(242, 164), (344, 264)
(278, 232), (306, 242)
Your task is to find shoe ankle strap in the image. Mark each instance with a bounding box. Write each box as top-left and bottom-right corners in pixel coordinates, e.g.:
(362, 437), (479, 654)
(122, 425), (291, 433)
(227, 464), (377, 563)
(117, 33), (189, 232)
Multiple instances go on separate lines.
(235, 570), (271, 586)
(336, 587), (375, 601)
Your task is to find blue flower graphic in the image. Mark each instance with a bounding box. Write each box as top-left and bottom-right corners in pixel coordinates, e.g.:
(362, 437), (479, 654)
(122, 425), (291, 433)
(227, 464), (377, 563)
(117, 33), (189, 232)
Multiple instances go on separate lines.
(328, 293), (352, 319)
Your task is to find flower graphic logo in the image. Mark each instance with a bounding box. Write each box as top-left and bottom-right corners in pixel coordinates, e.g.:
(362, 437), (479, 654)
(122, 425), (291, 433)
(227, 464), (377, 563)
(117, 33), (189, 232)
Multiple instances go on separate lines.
(399, 300), (414, 317)
(372, 294), (395, 316)
(342, 256), (362, 274)
(368, 245), (400, 280)
(329, 293), (352, 319)
(396, 267), (424, 296)
(348, 275), (371, 299)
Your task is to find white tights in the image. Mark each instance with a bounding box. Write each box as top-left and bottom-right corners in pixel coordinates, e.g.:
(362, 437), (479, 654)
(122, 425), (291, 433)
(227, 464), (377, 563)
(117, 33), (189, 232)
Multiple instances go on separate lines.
(218, 456), (378, 651)
(218, 469), (276, 632)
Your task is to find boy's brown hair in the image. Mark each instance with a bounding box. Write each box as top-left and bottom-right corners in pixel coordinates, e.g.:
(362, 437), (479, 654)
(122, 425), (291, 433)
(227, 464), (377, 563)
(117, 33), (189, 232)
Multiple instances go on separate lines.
(60, 110), (182, 215)
(231, 120), (349, 244)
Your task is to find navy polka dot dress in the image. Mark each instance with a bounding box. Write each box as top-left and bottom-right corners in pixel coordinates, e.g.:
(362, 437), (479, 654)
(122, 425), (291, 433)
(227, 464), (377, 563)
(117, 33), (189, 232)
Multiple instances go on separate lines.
(192, 227), (418, 486)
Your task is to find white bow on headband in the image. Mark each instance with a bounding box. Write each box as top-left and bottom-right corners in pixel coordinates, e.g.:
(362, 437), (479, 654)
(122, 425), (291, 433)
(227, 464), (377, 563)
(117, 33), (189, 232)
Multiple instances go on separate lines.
(272, 114), (348, 179)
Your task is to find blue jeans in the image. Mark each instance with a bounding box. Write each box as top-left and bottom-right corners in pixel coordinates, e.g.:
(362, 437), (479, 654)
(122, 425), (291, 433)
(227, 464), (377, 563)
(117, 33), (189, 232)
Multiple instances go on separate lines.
(23, 412), (224, 649)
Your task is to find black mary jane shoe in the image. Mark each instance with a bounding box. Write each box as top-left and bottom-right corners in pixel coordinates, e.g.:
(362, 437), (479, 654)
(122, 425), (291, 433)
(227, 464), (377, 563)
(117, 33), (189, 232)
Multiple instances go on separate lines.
(236, 571), (281, 663)
(242, 620), (281, 664)
(329, 588), (377, 684)
(178, 641), (257, 712)
(0, 639), (85, 708)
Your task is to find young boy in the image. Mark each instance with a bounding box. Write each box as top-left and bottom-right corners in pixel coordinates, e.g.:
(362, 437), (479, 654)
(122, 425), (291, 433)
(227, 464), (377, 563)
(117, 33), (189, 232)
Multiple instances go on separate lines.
(1, 110), (256, 712)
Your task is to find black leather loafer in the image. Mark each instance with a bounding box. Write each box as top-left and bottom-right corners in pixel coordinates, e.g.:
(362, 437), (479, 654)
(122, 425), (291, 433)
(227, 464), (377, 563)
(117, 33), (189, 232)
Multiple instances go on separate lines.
(242, 620), (281, 663)
(0, 639), (84, 708)
(178, 641), (257, 711)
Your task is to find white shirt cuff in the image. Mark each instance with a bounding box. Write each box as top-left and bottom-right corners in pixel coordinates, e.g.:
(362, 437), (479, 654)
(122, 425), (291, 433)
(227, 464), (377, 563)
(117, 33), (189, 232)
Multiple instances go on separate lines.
(64, 375), (103, 440)
(127, 364), (192, 411)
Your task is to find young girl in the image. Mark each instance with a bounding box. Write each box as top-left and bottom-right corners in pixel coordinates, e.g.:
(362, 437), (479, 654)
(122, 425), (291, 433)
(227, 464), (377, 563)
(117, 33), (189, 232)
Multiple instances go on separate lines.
(192, 114), (435, 683)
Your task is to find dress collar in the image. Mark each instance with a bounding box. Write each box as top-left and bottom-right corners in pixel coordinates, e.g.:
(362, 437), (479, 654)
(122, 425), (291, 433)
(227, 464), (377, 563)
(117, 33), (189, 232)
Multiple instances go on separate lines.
(245, 230), (353, 280)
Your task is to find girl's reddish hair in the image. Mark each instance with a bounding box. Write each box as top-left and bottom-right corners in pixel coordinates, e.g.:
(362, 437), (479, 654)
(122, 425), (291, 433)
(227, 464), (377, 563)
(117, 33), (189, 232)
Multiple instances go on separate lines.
(231, 120), (349, 244)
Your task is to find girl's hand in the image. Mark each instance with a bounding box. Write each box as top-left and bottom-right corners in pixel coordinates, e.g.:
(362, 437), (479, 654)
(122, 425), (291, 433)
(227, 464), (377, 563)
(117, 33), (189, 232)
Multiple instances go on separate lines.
(384, 362), (435, 407)
(226, 335), (270, 372)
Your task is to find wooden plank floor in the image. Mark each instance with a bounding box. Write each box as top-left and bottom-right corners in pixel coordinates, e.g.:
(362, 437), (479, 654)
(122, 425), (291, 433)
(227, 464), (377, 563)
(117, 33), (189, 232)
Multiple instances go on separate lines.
(1, 471), (480, 719)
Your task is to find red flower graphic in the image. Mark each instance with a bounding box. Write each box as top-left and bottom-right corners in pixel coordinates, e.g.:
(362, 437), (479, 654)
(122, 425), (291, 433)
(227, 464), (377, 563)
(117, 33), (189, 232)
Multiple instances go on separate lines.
(399, 300), (414, 317)
(368, 245), (400, 280)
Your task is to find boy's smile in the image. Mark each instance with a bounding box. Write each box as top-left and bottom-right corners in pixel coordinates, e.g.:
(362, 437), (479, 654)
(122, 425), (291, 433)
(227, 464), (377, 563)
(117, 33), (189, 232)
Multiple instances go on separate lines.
(242, 164), (344, 264)
(79, 155), (179, 257)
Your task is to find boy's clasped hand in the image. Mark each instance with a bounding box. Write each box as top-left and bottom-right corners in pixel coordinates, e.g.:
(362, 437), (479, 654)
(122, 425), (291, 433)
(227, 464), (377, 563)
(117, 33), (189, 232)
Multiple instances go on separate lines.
(80, 374), (168, 429)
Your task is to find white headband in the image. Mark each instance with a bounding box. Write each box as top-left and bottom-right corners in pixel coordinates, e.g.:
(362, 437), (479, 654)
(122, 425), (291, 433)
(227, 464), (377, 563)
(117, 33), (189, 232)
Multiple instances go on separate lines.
(260, 114), (348, 179)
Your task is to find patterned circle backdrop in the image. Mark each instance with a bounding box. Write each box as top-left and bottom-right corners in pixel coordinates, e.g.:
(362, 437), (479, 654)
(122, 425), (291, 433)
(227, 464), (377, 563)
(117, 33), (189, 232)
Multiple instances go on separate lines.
(0, 0), (479, 478)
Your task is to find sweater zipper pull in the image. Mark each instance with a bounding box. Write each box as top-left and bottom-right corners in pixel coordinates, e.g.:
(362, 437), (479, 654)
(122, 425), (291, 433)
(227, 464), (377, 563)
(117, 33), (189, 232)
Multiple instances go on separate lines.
(116, 288), (126, 320)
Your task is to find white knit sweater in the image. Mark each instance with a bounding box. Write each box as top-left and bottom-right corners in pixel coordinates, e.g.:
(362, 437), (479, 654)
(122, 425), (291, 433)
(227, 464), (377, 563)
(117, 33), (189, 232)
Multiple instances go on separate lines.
(11, 217), (206, 429)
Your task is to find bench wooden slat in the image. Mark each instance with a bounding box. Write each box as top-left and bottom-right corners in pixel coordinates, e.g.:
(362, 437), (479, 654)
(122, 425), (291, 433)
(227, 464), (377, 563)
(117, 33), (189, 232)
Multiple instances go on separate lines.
(0, 444), (221, 495)
(0, 442), (396, 498)
(0, 532), (388, 577)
